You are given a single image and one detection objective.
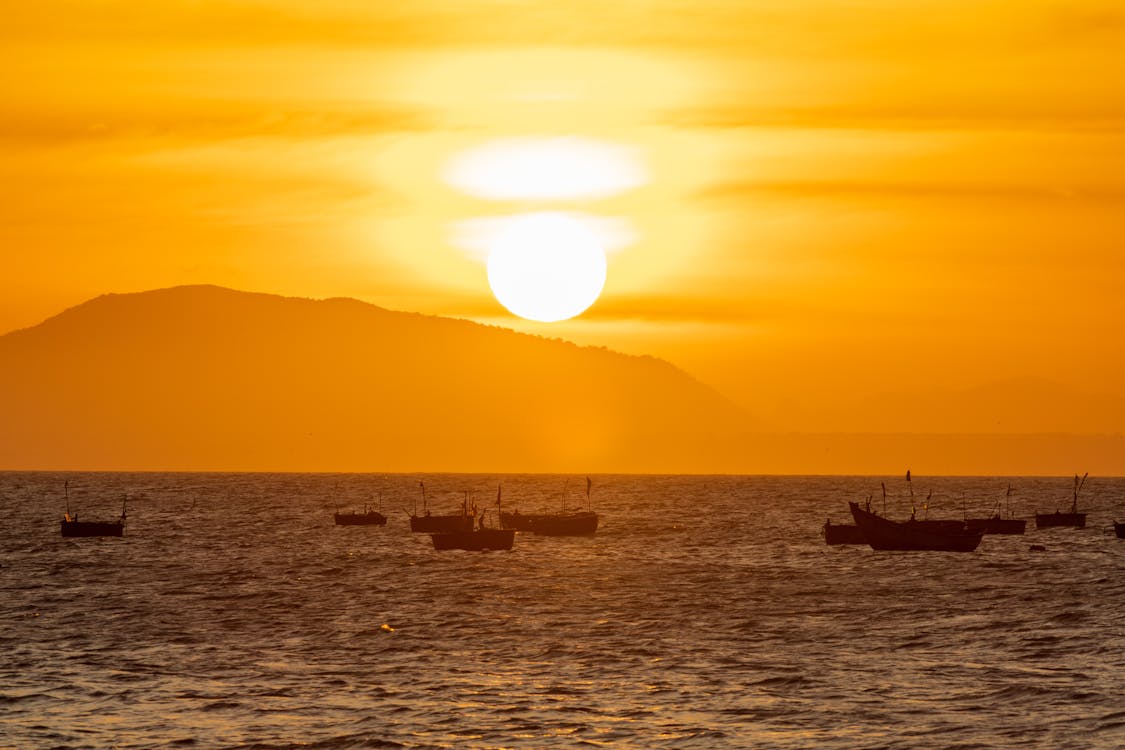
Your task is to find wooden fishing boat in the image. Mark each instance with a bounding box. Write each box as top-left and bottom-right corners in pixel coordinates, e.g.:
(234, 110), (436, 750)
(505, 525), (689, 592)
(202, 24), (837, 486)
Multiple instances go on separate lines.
(60, 484), (126, 538)
(1113, 521), (1124, 539)
(965, 483), (1026, 534)
(531, 510), (599, 536)
(334, 506), (387, 526)
(500, 477), (599, 536)
(849, 501), (983, 552)
(900, 472), (967, 533)
(823, 519), (866, 545)
(408, 482), (475, 533)
(966, 515), (1027, 535)
(431, 501), (515, 551)
(1035, 473), (1088, 529)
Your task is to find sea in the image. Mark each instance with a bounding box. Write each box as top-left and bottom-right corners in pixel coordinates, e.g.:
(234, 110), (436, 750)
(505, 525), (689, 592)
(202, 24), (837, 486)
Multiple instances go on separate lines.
(1, 473), (1123, 749)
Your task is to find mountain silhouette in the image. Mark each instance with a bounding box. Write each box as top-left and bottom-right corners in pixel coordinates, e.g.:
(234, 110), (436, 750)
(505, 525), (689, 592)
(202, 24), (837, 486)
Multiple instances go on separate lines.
(0, 285), (754, 472)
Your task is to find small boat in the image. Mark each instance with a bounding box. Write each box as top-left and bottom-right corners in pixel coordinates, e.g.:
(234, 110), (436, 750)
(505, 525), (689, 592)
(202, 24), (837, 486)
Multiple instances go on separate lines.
(500, 477), (599, 536)
(60, 483), (126, 538)
(1113, 521), (1124, 539)
(965, 484), (1025, 534)
(849, 501), (983, 552)
(1035, 473), (1088, 529)
(902, 473), (967, 533)
(531, 510), (599, 536)
(334, 505), (387, 526)
(431, 507), (515, 551)
(408, 482), (475, 533)
(823, 518), (866, 545)
(966, 515), (1027, 535)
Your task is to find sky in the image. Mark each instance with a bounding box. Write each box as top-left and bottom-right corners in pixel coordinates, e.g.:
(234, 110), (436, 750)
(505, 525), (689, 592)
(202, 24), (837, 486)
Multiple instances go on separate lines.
(3, 0), (1125, 435)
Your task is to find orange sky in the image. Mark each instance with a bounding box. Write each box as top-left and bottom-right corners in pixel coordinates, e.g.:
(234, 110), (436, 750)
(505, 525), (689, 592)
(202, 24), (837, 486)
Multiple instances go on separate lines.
(3, 1), (1125, 435)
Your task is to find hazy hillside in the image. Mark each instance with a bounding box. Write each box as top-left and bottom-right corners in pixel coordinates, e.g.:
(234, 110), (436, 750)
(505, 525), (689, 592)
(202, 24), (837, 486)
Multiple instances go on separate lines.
(0, 285), (754, 472)
(797, 377), (1125, 434)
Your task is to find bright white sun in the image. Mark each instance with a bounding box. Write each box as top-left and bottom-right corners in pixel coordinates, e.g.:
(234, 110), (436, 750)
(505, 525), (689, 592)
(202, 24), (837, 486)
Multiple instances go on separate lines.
(487, 213), (607, 322)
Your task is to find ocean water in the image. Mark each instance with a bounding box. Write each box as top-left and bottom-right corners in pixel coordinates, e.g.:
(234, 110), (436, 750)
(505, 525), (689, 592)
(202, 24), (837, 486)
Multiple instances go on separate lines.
(1, 472), (1123, 749)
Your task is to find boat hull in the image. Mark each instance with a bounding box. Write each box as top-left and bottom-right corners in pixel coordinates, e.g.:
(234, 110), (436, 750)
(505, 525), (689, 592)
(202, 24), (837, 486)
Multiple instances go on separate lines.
(532, 512), (599, 536)
(823, 521), (866, 545)
(430, 529), (515, 551)
(334, 512), (387, 526)
(501, 511), (599, 535)
(849, 502), (983, 552)
(410, 515), (474, 533)
(61, 520), (124, 538)
(1034, 512), (1086, 529)
(965, 517), (1027, 535)
(1115, 522), (1125, 539)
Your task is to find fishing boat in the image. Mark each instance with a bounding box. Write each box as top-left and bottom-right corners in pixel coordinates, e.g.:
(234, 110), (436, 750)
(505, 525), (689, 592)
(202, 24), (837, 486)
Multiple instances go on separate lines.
(1114, 522), (1124, 539)
(902, 472), (967, 532)
(430, 503), (515, 551)
(500, 477), (599, 536)
(60, 483), (126, 538)
(966, 514), (1026, 535)
(408, 482), (475, 533)
(334, 505), (387, 526)
(965, 484), (1026, 534)
(848, 501), (984, 552)
(1035, 473), (1088, 529)
(531, 510), (599, 536)
(823, 518), (866, 545)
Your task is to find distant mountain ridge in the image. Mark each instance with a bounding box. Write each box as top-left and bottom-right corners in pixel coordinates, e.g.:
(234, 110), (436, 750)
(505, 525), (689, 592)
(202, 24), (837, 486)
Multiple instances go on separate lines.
(0, 285), (754, 472)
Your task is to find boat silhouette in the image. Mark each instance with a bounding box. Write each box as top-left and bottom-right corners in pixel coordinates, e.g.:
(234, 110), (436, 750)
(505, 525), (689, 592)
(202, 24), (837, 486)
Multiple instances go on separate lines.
(60, 482), (126, 538)
(823, 519), (865, 545)
(334, 504), (387, 526)
(500, 477), (599, 536)
(965, 484), (1026, 534)
(849, 501), (983, 552)
(430, 503), (515, 551)
(1035, 473), (1088, 529)
(408, 482), (475, 533)
(1114, 521), (1124, 539)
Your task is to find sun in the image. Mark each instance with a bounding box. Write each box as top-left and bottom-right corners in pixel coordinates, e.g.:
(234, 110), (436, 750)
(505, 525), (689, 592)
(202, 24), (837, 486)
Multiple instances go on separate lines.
(486, 213), (607, 322)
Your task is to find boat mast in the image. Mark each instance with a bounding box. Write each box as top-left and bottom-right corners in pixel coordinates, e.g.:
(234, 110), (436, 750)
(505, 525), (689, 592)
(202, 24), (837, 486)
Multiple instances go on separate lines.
(1073, 472), (1088, 513)
(906, 470), (915, 519)
(586, 476), (592, 512)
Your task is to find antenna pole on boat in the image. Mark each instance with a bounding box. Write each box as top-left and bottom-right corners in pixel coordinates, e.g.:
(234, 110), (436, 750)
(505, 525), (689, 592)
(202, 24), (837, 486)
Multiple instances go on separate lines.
(586, 476), (592, 512)
(907, 471), (915, 518)
(1074, 472), (1088, 513)
(881, 482), (887, 516)
(64, 480), (71, 519)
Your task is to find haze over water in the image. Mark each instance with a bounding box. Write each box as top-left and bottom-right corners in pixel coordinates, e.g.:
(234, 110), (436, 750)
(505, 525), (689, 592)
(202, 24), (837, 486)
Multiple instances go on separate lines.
(3, 472), (1123, 749)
